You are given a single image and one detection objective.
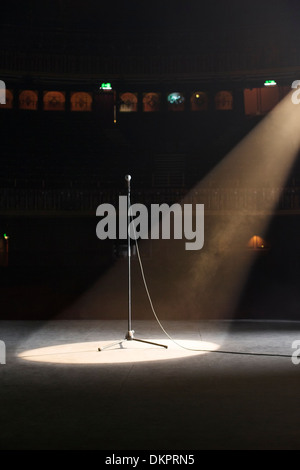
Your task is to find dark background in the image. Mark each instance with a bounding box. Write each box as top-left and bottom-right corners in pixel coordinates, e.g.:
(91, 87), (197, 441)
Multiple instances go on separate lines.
(1, 0), (300, 320)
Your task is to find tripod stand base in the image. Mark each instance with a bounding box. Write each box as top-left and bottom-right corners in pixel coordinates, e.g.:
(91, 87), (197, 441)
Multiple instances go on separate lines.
(98, 330), (168, 351)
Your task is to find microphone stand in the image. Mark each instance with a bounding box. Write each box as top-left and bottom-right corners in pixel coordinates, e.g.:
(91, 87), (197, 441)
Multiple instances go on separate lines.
(98, 175), (168, 352)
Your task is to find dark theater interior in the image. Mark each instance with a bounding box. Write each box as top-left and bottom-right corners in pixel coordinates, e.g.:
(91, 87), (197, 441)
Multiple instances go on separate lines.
(1, 0), (300, 452)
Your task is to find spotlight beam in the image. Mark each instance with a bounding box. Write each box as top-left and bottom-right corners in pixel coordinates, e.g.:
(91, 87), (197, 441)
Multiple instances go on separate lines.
(173, 88), (300, 319)
(61, 89), (300, 325)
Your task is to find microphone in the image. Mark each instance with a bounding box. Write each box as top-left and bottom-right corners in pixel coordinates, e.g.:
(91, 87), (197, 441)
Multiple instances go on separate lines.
(125, 174), (131, 189)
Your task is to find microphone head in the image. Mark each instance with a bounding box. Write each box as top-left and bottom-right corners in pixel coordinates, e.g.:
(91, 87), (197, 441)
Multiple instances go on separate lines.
(125, 175), (131, 182)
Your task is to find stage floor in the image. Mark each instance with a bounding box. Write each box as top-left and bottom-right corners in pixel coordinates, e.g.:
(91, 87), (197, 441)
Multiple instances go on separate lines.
(1, 319), (300, 450)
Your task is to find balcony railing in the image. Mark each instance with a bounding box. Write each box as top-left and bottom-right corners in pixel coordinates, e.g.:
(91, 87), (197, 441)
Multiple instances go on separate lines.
(0, 186), (299, 214)
(0, 47), (299, 79)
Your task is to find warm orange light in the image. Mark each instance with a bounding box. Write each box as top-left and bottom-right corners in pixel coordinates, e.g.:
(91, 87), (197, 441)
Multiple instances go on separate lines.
(247, 235), (268, 250)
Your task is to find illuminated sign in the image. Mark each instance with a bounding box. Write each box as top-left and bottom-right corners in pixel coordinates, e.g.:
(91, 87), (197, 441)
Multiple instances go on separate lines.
(100, 83), (112, 90)
(264, 80), (277, 86)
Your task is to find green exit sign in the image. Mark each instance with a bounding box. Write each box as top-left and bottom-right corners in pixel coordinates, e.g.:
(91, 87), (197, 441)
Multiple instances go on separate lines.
(100, 83), (112, 90)
(264, 80), (277, 86)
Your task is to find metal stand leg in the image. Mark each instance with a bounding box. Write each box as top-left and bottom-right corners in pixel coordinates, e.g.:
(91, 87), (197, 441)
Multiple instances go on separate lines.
(98, 331), (168, 351)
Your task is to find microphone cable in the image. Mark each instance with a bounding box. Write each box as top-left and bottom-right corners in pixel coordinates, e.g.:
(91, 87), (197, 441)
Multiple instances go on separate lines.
(130, 206), (293, 359)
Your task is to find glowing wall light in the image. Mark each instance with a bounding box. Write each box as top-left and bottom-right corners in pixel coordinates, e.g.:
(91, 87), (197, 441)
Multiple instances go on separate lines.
(143, 92), (161, 112)
(70, 92), (93, 112)
(190, 91), (208, 111)
(119, 92), (138, 112)
(167, 92), (185, 111)
(19, 90), (38, 111)
(43, 91), (65, 111)
(247, 235), (268, 250)
(0, 89), (13, 109)
(215, 91), (233, 110)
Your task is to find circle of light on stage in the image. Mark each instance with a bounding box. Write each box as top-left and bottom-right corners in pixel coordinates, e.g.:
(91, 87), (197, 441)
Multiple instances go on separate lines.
(18, 339), (220, 365)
